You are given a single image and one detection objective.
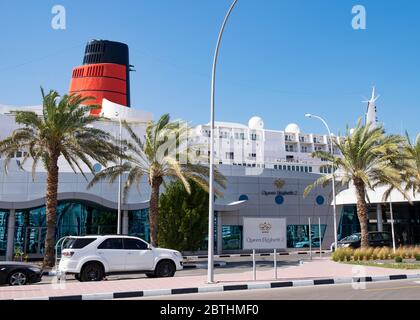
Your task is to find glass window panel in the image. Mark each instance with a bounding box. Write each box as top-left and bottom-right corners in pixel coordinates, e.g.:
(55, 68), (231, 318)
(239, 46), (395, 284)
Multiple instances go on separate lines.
(222, 225), (243, 250)
(287, 224), (326, 248)
(98, 238), (123, 249)
(0, 211), (8, 256)
(124, 238), (148, 250)
(128, 209), (150, 242)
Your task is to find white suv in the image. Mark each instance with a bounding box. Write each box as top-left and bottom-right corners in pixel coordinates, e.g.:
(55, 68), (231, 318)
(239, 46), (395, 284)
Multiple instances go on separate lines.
(58, 235), (183, 282)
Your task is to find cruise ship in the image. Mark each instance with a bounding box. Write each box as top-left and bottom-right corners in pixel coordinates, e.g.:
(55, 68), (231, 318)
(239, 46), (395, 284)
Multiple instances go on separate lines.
(1, 39), (405, 261)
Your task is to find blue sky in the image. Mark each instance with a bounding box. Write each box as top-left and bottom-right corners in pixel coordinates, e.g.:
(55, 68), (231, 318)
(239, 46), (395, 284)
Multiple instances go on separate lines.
(0, 0), (419, 137)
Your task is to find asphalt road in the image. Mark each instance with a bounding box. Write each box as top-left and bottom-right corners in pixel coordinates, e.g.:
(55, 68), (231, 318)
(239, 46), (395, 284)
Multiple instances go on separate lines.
(125, 279), (420, 300)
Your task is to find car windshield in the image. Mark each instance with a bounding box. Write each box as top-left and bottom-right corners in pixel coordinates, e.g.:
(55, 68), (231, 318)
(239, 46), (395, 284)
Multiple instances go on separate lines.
(343, 234), (361, 241)
(63, 237), (97, 249)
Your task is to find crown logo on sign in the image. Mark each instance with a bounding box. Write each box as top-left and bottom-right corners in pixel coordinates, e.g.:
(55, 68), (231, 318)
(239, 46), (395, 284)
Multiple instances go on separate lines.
(259, 222), (272, 234)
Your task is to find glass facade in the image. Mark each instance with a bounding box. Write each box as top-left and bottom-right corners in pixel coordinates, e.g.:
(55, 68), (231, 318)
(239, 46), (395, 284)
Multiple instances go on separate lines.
(338, 206), (360, 240)
(287, 224), (327, 248)
(7, 200), (420, 255)
(339, 203), (420, 245)
(0, 211), (7, 256)
(128, 209), (150, 242)
(222, 225), (243, 250)
(0, 201), (150, 257)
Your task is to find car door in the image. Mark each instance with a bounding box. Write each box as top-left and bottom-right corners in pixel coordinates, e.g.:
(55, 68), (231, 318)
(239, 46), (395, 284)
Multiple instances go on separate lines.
(96, 238), (126, 272)
(379, 233), (391, 247)
(369, 233), (382, 247)
(123, 238), (155, 271)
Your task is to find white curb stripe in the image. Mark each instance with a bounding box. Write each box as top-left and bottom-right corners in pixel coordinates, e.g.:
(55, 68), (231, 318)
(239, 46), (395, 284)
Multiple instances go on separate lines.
(82, 293), (114, 300)
(371, 275), (390, 282)
(292, 280), (316, 287)
(332, 277), (353, 284)
(247, 283), (271, 290)
(198, 286), (224, 293)
(14, 296), (49, 300)
(142, 288), (172, 297)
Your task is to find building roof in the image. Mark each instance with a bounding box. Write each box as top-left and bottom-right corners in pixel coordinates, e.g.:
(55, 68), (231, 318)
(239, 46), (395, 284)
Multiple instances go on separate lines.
(335, 185), (420, 205)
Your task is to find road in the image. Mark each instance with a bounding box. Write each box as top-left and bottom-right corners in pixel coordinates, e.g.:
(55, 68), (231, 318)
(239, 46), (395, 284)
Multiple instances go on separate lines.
(123, 279), (420, 300)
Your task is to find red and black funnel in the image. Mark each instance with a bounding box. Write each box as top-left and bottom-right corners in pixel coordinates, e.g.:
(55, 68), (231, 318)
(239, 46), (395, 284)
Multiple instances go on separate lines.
(69, 40), (132, 116)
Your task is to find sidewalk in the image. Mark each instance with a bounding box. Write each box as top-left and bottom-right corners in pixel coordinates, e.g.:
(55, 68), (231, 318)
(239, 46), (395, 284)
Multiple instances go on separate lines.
(2, 258), (420, 300)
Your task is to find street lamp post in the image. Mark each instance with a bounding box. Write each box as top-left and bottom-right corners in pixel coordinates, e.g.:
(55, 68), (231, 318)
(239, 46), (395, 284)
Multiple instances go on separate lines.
(208, 0), (238, 284)
(389, 195), (397, 254)
(305, 114), (338, 251)
(116, 111), (122, 235)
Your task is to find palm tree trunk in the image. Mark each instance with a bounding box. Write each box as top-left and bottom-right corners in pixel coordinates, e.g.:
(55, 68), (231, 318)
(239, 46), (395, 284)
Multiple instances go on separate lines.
(149, 177), (162, 247)
(354, 180), (369, 248)
(43, 154), (59, 268)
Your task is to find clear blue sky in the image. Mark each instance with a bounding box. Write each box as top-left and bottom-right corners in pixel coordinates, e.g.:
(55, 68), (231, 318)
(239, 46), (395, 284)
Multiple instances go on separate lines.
(0, 0), (419, 137)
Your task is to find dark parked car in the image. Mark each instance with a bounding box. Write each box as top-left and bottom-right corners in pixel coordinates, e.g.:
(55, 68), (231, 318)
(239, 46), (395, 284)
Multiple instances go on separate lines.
(0, 262), (43, 286)
(332, 232), (392, 251)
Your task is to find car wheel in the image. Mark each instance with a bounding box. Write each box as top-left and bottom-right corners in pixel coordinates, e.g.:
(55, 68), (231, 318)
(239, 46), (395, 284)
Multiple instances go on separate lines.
(154, 260), (176, 278)
(74, 274), (81, 281)
(8, 271), (28, 286)
(80, 262), (105, 282)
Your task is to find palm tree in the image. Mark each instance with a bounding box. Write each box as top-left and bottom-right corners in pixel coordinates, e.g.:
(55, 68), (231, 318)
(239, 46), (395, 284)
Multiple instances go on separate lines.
(403, 133), (420, 195)
(0, 89), (120, 267)
(88, 114), (226, 247)
(304, 120), (407, 248)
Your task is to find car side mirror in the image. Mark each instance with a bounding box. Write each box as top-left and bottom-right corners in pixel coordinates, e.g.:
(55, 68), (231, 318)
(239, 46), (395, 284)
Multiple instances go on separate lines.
(147, 244), (153, 250)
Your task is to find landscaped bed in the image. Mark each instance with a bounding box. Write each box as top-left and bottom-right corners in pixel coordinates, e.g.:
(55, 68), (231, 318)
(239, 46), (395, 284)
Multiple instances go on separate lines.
(332, 247), (420, 269)
(345, 260), (420, 270)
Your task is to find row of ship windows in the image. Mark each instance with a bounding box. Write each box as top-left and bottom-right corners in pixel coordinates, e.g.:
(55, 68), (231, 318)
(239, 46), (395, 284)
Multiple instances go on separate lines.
(285, 135), (326, 144)
(202, 130), (260, 141)
(286, 145), (330, 153)
(273, 164), (313, 173)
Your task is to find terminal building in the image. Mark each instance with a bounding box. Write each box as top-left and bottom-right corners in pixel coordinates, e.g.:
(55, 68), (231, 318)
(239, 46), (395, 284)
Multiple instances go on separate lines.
(0, 40), (417, 260)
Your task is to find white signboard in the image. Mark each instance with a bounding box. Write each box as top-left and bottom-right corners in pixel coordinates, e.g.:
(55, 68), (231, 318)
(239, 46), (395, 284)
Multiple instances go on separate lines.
(243, 218), (287, 250)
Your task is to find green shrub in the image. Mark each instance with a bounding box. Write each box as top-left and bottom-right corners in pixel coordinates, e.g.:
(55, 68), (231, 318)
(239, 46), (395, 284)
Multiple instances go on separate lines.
(344, 248), (353, 261)
(353, 248), (362, 261)
(415, 253), (420, 261)
(389, 249), (396, 259)
(396, 247), (406, 259)
(364, 248), (374, 260)
(372, 247), (381, 260)
(332, 248), (355, 262)
(378, 247), (389, 260)
(395, 256), (403, 263)
(332, 249), (343, 262)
